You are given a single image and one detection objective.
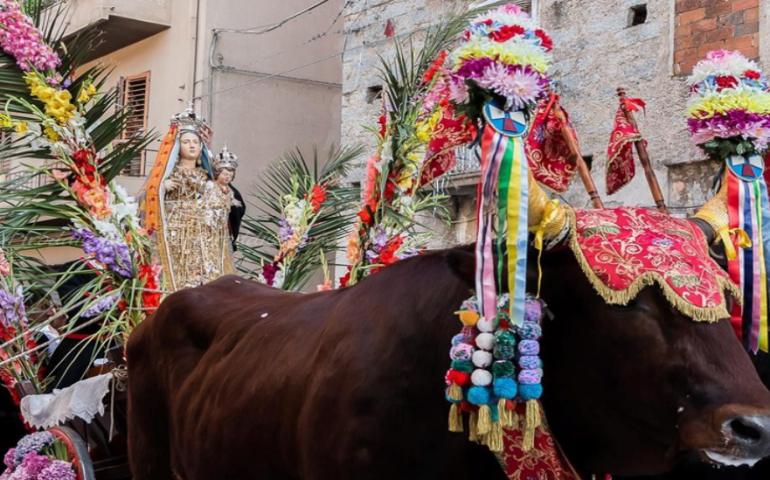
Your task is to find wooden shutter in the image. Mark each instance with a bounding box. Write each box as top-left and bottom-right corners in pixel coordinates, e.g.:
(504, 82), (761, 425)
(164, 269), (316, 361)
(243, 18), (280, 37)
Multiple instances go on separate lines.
(120, 72), (150, 176)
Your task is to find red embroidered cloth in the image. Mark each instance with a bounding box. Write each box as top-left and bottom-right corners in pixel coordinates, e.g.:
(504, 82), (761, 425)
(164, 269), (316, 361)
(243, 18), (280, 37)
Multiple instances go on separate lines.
(605, 105), (643, 195)
(569, 207), (740, 321)
(526, 98), (579, 193)
(500, 405), (582, 480)
(419, 104), (475, 187)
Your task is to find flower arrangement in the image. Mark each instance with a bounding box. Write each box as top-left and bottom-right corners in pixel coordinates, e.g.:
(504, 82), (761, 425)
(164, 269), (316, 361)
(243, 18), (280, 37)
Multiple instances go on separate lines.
(239, 146), (362, 292)
(447, 4), (552, 120)
(686, 50), (770, 159)
(446, 294), (544, 452)
(0, 259), (44, 401)
(0, 0), (158, 392)
(1, 432), (77, 480)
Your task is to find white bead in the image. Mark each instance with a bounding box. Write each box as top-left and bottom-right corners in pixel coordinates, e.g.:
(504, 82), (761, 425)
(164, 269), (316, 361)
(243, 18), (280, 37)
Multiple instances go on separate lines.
(472, 350), (493, 368)
(471, 369), (493, 386)
(476, 333), (495, 350)
(477, 317), (495, 333)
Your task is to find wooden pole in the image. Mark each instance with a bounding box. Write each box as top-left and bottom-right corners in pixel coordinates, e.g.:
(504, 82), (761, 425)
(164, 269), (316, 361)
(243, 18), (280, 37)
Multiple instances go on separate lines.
(542, 93), (604, 208)
(616, 87), (668, 214)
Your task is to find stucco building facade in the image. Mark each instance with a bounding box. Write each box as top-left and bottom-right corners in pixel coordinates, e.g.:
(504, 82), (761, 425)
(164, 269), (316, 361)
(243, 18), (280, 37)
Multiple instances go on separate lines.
(341, 0), (770, 245)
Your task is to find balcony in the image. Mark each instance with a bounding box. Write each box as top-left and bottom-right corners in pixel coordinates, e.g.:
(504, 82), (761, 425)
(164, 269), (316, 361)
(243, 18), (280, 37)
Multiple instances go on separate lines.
(59, 0), (172, 60)
(433, 147), (481, 195)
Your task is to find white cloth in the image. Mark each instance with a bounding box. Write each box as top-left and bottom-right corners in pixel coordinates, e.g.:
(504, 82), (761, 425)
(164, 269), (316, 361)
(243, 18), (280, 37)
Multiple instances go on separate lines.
(20, 373), (113, 429)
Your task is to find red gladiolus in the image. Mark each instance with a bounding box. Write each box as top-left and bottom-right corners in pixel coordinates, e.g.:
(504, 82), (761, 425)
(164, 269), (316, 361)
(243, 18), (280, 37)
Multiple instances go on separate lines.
(745, 70), (761, 80)
(378, 115), (387, 138)
(423, 51), (447, 84)
(535, 29), (553, 51)
(339, 266), (352, 287)
(715, 76), (738, 91)
(261, 262), (280, 286)
(489, 24), (525, 43)
(139, 262), (162, 313)
(308, 184), (327, 212)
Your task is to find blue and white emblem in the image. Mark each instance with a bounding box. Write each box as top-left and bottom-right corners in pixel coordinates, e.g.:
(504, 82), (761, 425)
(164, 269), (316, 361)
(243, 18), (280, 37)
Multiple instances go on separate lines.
(483, 99), (527, 138)
(727, 154), (765, 182)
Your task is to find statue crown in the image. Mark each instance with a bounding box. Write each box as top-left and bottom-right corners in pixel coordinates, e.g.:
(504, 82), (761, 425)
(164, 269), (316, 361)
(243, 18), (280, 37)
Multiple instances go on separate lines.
(213, 143), (239, 171)
(170, 102), (207, 133)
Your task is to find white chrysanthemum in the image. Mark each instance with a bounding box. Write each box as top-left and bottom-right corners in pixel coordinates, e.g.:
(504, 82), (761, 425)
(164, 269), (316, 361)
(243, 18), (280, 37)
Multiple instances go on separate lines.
(688, 51), (760, 86)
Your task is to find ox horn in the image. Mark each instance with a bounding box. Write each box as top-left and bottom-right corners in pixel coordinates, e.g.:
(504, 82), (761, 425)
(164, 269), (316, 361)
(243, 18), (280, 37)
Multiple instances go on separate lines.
(528, 170), (569, 244)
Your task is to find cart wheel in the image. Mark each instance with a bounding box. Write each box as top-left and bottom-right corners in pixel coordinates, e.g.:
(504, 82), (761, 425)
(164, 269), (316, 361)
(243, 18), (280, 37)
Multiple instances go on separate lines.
(48, 426), (96, 480)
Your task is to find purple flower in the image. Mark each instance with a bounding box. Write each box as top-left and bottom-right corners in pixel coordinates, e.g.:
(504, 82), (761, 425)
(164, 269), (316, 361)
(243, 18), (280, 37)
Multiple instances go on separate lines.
(4, 449), (17, 470)
(82, 292), (121, 317)
(14, 433), (54, 464)
(455, 57), (494, 79)
(20, 452), (51, 477)
(688, 110), (770, 150)
(73, 230), (133, 278)
(0, 284), (26, 329)
(278, 218), (294, 244)
(37, 461), (76, 480)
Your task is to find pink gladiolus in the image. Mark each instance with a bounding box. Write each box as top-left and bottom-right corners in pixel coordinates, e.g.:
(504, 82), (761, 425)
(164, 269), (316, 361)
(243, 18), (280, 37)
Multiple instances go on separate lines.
(0, 2), (61, 73)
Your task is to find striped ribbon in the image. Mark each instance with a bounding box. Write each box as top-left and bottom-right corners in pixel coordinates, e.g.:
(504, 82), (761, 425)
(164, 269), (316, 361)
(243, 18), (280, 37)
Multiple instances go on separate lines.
(727, 171), (770, 353)
(476, 124), (528, 327)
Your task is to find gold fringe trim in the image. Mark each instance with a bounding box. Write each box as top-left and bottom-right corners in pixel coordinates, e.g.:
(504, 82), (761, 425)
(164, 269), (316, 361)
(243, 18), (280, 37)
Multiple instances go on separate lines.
(448, 384), (463, 402)
(483, 421), (505, 452)
(469, 411), (479, 442)
(477, 405), (492, 436)
(522, 400), (541, 452)
(498, 398), (515, 429)
(449, 404), (463, 432)
(566, 209), (742, 323)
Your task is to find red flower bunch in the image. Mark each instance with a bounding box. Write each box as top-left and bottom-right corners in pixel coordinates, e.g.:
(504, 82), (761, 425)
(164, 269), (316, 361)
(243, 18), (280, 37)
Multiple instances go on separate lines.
(423, 51), (448, 84)
(715, 75), (739, 91)
(261, 262), (280, 286)
(378, 235), (403, 266)
(339, 265), (352, 287)
(490, 24), (525, 43)
(357, 198), (377, 226)
(745, 70), (761, 80)
(378, 115), (387, 138)
(535, 29), (553, 52)
(306, 184), (327, 212)
(139, 262), (162, 314)
(71, 148), (104, 186)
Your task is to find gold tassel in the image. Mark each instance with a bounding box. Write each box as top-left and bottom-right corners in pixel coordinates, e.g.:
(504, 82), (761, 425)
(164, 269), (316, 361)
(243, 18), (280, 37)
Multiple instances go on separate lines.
(484, 421), (505, 452)
(498, 398), (514, 428)
(522, 400), (542, 452)
(448, 404), (463, 433)
(448, 384), (463, 402)
(477, 405), (492, 436)
(469, 411), (479, 442)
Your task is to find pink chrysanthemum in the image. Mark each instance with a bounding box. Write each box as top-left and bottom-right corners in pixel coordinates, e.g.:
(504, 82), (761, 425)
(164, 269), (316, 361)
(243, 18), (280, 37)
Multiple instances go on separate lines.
(477, 64), (542, 110)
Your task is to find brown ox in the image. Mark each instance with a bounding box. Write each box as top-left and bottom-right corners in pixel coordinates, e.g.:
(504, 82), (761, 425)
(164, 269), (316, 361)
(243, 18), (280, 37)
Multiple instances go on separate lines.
(127, 244), (770, 480)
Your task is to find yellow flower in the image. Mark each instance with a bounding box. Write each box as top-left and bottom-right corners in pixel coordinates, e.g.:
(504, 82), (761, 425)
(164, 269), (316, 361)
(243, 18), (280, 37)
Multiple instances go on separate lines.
(43, 126), (60, 141)
(687, 89), (770, 119)
(14, 122), (28, 134)
(77, 89), (90, 104)
(0, 115), (12, 129)
(87, 84), (97, 95)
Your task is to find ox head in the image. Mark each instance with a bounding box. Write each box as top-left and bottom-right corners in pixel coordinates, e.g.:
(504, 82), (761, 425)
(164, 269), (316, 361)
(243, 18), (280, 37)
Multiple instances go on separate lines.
(498, 179), (770, 475)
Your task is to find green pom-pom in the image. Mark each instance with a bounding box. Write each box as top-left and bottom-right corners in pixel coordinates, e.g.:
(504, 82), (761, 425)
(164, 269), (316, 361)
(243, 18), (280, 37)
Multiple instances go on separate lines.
(451, 360), (474, 373)
(493, 361), (515, 378)
(494, 331), (517, 360)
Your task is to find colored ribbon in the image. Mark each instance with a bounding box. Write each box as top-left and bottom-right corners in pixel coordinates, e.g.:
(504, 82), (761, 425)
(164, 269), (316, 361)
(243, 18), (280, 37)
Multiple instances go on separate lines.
(507, 136), (529, 327)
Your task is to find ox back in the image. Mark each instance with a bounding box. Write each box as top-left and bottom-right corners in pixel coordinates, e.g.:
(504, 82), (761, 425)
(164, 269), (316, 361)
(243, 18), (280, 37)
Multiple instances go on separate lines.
(127, 249), (508, 480)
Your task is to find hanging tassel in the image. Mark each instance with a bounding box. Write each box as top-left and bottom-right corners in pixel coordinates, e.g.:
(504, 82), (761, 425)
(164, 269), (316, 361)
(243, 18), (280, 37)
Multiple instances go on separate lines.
(498, 398), (514, 428)
(448, 384), (463, 402)
(484, 421), (505, 452)
(522, 400), (542, 452)
(477, 404), (493, 436)
(448, 404), (464, 433)
(469, 411), (479, 442)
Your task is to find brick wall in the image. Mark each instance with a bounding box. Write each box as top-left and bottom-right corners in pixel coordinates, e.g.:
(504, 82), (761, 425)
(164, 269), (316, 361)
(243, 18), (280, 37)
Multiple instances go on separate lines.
(674, 0), (760, 75)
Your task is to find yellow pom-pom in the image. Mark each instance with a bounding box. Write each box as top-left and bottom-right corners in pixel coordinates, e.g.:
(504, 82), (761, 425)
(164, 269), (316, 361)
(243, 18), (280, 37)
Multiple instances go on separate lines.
(457, 310), (480, 327)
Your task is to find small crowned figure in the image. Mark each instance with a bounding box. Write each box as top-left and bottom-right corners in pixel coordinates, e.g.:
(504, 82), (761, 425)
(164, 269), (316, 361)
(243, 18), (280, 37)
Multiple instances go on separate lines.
(203, 144), (244, 255)
(142, 105), (234, 291)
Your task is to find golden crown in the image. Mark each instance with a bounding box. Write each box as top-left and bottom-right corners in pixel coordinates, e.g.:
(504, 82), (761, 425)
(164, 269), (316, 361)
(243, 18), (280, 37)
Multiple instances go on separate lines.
(170, 102), (207, 133)
(213, 144), (239, 171)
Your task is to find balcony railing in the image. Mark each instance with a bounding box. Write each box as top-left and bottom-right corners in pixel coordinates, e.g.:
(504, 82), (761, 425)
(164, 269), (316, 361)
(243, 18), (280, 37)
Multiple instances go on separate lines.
(59, 0), (172, 60)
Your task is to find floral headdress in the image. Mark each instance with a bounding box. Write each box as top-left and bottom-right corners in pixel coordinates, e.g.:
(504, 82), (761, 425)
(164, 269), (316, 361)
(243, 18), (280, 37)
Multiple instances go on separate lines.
(448, 4), (552, 120)
(686, 50), (770, 158)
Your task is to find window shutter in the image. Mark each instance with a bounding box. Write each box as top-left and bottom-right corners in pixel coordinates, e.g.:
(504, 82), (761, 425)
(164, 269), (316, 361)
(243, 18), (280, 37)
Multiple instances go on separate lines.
(120, 72), (150, 177)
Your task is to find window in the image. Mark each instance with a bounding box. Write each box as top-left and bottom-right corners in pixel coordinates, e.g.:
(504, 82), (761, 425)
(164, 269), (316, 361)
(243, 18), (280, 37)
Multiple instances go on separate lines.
(366, 85), (383, 104)
(629, 4), (647, 27)
(118, 72), (150, 177)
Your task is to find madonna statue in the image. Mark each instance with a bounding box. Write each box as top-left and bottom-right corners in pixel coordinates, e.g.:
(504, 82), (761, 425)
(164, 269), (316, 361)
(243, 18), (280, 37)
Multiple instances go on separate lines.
(142, 106), (235, 291)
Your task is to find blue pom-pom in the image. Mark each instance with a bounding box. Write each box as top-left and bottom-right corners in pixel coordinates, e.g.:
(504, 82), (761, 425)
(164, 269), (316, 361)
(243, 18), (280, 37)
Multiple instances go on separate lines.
(467, 386), (490, 405)
(452, 333), (469, 346)
(518, 383), (543, 401)
(493, 378), (518, 399)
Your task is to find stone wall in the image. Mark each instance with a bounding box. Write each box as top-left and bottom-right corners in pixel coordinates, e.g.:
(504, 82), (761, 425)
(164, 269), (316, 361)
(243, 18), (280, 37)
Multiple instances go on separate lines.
(341, 0), (767, 245)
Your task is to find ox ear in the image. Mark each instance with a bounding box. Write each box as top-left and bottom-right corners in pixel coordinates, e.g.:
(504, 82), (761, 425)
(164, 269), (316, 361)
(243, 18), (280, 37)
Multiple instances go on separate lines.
(445, 248), (476, 288)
